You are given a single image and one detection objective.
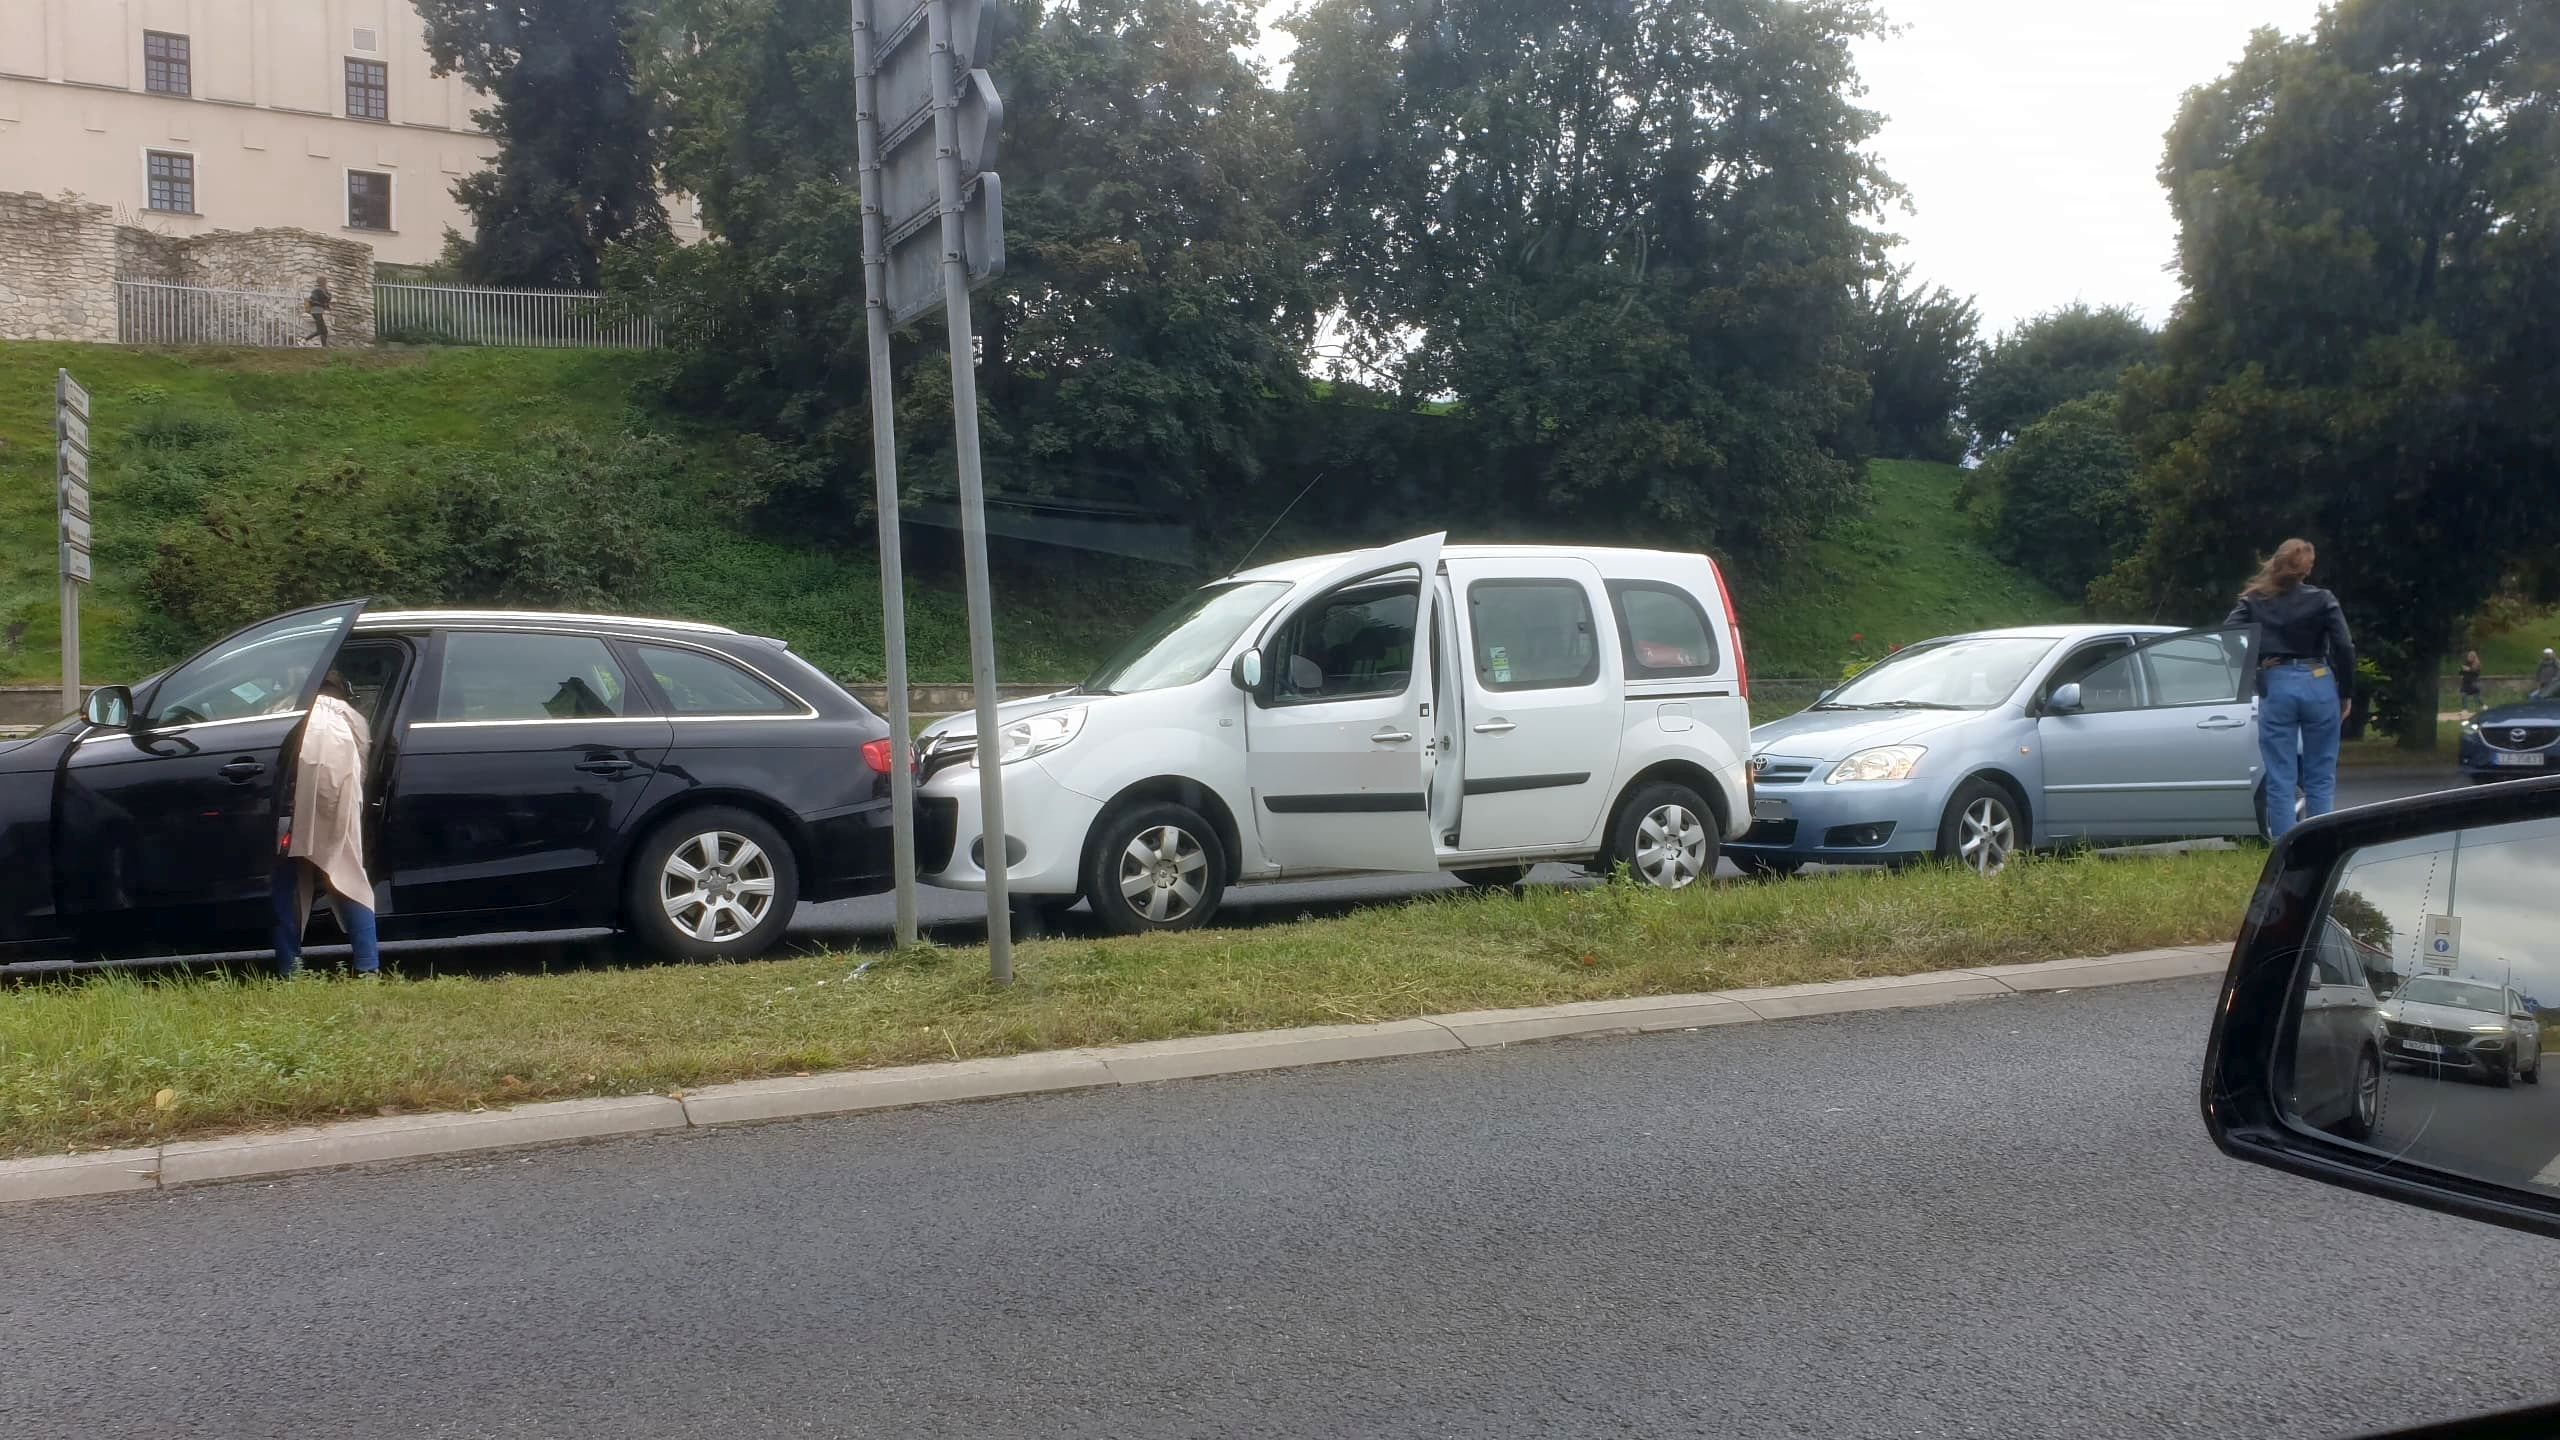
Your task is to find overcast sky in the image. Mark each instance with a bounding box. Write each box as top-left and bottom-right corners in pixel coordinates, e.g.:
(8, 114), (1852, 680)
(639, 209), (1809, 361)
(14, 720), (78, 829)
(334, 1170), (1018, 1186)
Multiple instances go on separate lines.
(1254, 0), (2328, 333)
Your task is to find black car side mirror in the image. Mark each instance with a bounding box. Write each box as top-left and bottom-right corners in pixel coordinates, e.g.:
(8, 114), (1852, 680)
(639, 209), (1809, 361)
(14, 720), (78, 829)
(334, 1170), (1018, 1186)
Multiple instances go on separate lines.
(81, 685), (132, 730)
(2203, 772), (2560, 1239)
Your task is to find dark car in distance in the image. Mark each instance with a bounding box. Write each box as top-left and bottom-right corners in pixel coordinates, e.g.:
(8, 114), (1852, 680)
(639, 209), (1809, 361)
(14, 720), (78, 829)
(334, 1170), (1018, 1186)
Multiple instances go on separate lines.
(0, 602), (903, 963)
(2460, 697), (2560, 785)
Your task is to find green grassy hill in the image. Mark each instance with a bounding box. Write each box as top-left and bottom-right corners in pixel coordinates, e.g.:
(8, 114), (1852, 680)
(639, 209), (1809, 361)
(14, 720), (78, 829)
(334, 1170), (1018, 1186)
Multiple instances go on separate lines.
(2, 344), (2072, 691)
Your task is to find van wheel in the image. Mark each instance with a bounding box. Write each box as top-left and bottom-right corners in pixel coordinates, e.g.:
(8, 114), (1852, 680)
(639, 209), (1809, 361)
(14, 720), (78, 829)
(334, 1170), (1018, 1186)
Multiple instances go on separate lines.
(1607, 783), (1716, 891)
(1085, 802), (1226, 935)
(1454, 863), (1533, 891)
(627, 806), (800, 961)
(1938, 780), (2021, 876)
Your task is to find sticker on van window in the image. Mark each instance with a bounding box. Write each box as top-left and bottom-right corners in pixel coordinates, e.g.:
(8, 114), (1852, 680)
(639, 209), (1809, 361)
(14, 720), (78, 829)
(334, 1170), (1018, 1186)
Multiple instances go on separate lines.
(1487, 645), (1512, 684)
(230, 682), (267, 704)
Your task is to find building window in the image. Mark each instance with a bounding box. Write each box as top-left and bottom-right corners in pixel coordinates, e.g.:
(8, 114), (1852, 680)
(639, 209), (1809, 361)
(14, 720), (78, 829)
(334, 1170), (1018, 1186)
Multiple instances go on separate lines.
(146, 151), (195, 213)
(345, 58), (388, 121)
(346, 170), (391, 231)
(144, 32), (191, 96)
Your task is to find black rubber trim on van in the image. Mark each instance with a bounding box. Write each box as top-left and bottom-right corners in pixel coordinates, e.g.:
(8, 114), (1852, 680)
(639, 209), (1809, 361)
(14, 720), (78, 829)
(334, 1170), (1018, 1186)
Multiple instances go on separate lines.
(1462, 772), (1591, 797)
(1626, 687), (1734, 701)
(1262, 792), (1428, 814)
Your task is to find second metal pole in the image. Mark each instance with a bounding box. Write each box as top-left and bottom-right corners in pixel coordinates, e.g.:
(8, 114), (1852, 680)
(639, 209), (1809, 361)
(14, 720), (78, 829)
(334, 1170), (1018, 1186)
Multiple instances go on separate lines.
(925, 0), (1011, 983)
(849, 0), (920, 949)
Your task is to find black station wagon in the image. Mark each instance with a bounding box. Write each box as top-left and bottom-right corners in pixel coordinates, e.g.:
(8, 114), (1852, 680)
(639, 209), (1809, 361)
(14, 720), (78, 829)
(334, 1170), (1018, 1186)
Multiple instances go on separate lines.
(0, 602), (902, 963)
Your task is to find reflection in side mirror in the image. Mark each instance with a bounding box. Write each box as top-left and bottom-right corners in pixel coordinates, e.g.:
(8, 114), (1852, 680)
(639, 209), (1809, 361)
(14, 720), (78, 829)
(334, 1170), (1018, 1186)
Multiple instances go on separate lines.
(81, 685), (132, 730)
(1232, 649), (1263, 692)
(2205, 774), (2560, 1238)
(2047, 682), (2084, 714)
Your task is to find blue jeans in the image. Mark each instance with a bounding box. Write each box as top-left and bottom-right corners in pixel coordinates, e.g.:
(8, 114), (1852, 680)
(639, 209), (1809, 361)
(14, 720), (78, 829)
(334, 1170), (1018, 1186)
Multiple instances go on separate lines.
(2259, 663), (2342, 843)
(273, 860), (380, 977)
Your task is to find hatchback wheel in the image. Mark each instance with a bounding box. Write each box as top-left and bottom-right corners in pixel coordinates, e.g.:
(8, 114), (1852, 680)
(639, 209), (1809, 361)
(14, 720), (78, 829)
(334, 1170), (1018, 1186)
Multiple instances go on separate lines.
(2337, 1046), (2383, 1141)
(1938, 780), (2020, 876)
(628, 806), (800, 960)
(1085, 802), (1226, 935)
(1608, 783), (1715, 891)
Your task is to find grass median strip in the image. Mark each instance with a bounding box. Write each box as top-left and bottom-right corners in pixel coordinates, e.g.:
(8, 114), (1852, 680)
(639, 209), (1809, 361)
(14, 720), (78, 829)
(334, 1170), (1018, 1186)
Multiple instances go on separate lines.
(0, 850), (2260, 1158)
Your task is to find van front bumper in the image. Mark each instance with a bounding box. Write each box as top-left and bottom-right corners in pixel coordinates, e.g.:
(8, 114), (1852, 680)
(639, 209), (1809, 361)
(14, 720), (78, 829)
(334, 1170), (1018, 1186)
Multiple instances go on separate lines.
(917, 757), (1099, 899)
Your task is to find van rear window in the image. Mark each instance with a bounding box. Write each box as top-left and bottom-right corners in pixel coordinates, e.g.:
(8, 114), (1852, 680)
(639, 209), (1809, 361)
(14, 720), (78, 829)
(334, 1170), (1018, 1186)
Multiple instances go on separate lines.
(1606, 580), (1721, 680)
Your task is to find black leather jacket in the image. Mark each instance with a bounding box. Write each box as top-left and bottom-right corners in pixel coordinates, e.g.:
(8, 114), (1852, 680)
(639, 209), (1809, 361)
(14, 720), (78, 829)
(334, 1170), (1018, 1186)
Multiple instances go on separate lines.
(2226, 586), (2354, 702)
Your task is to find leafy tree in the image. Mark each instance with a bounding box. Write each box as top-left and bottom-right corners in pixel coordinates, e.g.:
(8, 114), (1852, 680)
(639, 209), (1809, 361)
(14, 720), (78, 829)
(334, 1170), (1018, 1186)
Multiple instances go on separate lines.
(1966, 303), (2156, 451)
(1285, 0), (1896, 556)
(632, 0), (1318, 532)
(1977, 393), (2142, 601)
(2101, 0), (2560, 751)
(1857, 266), (1979, 464)
(416, 0), (669, 289)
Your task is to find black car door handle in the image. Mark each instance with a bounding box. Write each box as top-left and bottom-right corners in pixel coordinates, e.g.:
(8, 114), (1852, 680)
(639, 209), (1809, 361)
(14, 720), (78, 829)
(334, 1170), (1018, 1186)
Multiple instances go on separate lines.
(218, 760), (266, 783)
(575, 758), (635, 776)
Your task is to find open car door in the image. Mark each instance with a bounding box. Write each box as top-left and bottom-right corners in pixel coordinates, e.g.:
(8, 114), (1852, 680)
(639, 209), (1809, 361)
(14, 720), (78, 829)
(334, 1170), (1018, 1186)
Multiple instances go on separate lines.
(56, 600), (367, 939)
(1243, 534), (1444, 874)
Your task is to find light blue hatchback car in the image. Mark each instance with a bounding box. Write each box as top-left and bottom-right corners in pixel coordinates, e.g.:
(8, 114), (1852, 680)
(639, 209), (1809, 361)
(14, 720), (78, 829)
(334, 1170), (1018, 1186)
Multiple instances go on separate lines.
(1729, 623), (2266, 876)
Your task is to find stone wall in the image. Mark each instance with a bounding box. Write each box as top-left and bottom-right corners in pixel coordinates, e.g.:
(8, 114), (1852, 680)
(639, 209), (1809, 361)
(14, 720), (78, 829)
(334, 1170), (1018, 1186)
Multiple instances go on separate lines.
(0, 193), (120, 342)
(0, 191), (376, 344)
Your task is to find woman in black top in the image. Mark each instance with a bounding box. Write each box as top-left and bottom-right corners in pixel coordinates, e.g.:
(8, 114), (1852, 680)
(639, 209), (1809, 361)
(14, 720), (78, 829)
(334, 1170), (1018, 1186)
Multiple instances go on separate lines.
(2460, 651), (2484, 715)
(2225, 538), (2353, 841)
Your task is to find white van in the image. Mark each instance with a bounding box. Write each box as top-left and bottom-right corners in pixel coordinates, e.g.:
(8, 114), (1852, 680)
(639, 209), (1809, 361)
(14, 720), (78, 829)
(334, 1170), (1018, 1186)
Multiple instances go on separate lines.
(913, 533), (1755, 932)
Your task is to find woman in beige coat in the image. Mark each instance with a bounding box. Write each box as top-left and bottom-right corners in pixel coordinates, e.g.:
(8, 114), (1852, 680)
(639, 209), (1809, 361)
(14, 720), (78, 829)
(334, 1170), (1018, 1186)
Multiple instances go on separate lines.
(275, 672), (380, 977)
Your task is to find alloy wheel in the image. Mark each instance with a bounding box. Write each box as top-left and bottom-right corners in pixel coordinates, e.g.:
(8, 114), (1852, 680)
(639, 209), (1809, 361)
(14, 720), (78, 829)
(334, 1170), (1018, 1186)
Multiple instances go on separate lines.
(1118, 824), (1209, 923)
(661, 830), (778, 944)
(2355, 1051), (2381, 1133)
(1633, 803), (1708, 890)
(1958, 797), (2016, 876)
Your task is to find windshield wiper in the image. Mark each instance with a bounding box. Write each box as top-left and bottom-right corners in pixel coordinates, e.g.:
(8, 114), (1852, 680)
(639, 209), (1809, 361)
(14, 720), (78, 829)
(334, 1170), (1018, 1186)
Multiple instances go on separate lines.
(1860, 700), (1969, 711)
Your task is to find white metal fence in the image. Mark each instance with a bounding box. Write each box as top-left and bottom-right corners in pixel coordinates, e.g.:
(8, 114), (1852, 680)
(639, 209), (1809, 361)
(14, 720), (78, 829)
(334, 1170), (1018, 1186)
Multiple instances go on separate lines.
(117, 281), (315, 348)
(374, 282), (660, 349)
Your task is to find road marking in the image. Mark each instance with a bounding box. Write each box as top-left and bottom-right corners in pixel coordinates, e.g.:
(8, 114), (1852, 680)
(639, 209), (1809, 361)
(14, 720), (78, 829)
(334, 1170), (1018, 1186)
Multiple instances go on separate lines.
(2533, 1149), (2560, 1190)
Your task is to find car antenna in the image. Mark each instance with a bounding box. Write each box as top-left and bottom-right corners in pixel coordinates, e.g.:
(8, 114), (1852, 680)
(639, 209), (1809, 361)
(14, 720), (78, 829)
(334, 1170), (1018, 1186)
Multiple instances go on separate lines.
(1230, 471), (1328, 574)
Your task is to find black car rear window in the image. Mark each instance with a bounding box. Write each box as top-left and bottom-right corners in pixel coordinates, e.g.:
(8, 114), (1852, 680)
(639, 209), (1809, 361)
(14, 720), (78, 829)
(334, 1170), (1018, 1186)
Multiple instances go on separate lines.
(636, 643), (800, 716)
(435, 632), (631, 721)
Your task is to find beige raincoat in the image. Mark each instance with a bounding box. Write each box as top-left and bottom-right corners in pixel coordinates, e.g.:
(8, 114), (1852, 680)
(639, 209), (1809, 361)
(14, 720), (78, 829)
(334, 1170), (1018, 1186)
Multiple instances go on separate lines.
(286, 693), (373, 910)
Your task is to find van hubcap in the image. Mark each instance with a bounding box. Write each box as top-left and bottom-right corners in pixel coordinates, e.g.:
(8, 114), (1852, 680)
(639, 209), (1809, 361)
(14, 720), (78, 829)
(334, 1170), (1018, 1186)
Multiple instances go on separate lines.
(1633, 804), (1707, 889)
(663, 831), (776, 943)
(1119, 825), (1208, 922)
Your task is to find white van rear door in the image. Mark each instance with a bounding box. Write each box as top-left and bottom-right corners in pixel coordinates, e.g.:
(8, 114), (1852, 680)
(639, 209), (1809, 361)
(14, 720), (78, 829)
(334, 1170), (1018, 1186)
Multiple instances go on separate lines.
(1243, 533), (1444, 873)
(1446, 555), (1621, 851)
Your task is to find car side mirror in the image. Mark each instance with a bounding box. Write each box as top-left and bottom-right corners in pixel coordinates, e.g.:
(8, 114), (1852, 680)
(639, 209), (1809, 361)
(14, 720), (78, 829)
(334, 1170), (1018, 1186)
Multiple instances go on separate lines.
(82, 685), (132, 730)
(1232, 649), (1263, 693)
(2204, 773), (2560, 1239)
(2046, 683), (2084, 714)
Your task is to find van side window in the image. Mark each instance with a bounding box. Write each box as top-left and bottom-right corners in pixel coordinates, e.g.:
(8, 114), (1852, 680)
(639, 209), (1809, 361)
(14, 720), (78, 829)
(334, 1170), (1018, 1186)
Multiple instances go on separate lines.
(1469, 580), (1600, 691)
(1604, 580), (1719, 680)
(1268, 580), (1418, 704)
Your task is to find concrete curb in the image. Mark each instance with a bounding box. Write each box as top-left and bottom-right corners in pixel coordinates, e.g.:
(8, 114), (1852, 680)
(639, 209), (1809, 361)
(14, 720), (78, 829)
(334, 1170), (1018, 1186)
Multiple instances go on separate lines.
(0, 943), (2229, 1205)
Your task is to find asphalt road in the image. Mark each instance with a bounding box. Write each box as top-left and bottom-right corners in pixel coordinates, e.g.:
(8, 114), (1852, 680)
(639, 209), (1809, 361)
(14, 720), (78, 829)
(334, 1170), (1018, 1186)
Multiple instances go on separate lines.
(8, 975), (2558, 1440)
(2374, 1063), (2560, 1192)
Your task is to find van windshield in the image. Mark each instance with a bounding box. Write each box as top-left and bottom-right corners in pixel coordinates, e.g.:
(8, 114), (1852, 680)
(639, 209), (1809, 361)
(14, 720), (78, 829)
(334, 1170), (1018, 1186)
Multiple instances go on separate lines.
(1082, 582), (1289, 695)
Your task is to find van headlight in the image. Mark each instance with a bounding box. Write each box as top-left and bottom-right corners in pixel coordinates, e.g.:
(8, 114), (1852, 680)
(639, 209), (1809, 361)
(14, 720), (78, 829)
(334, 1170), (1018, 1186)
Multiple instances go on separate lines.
(975, 706), (1088, 767)
(1827, 746), (1926, 784)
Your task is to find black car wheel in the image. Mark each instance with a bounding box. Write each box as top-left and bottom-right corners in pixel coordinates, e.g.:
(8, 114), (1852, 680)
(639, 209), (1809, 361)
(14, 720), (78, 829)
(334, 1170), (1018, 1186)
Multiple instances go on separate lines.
(2336, 1046), (2383, 1141)
(627, 806), (801, 961)
(1085, 802), (1226, 935)
(2489, 1057), (2515, 1089)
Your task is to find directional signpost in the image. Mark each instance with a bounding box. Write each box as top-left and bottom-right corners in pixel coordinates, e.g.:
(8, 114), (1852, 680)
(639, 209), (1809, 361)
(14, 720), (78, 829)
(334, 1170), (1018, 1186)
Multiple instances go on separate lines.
(55, 370), (90, 713)
(851, 0), (1012, 979)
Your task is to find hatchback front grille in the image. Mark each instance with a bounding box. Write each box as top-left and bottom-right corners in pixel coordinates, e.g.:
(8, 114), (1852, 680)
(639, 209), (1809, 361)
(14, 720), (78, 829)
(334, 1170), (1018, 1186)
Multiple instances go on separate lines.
(1753, 758), (1819, 786)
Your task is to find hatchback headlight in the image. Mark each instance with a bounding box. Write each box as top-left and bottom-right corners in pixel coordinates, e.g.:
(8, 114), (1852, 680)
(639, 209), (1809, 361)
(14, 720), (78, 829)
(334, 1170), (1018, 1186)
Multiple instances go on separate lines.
(1827, 745), (1927, 784)
(974, 706), (1088, 767)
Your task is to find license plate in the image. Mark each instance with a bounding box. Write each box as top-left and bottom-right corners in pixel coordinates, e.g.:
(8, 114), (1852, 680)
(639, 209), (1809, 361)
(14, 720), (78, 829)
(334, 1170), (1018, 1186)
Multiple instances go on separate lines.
(2404, 1041), (2445, 1055)
(1752, 799), (1790, 821)
(2494, 752), (2546, 767)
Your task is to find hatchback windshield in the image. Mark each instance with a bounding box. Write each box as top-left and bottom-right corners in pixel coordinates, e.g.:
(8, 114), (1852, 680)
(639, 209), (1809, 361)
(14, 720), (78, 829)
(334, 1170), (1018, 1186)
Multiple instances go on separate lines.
(1081, 582), (1288, 695)
(1817, 636), (2060, 712)
(2398, 978), (2507, 1014)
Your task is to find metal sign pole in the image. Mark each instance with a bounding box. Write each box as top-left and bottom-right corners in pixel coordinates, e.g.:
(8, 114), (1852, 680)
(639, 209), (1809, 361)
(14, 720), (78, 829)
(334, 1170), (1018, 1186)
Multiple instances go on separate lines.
(850, 0), (921, 950)
(924, 0), (1011, 984)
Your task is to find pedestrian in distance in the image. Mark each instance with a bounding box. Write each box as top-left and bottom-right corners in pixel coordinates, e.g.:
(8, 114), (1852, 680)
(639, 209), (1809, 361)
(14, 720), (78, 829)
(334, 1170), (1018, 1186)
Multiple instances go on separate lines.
(2537, 648), (2560, 700)
(2226, 538), (2353, 844)
(275, 671), (380, 978)
(2460, 650), (2484, 716)
(304, 277), (332, 347)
